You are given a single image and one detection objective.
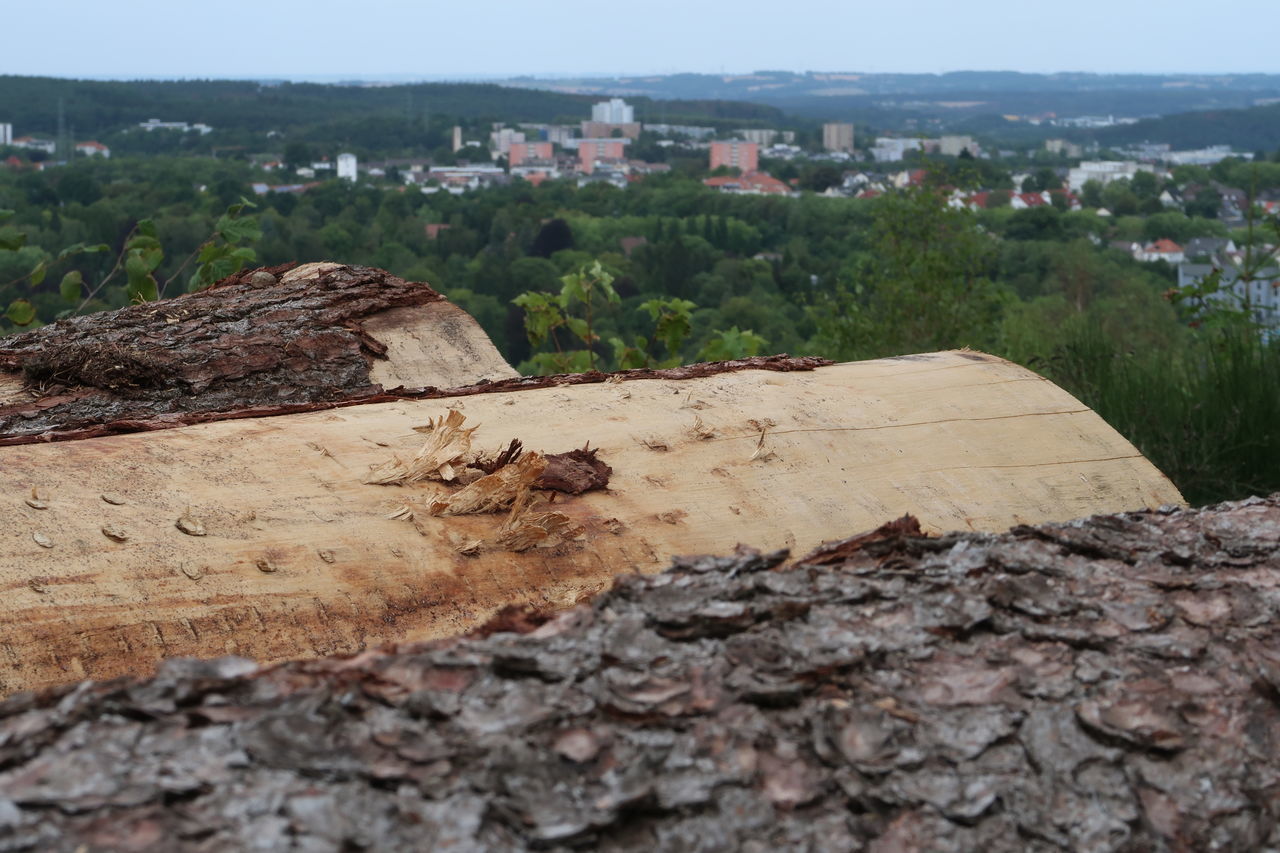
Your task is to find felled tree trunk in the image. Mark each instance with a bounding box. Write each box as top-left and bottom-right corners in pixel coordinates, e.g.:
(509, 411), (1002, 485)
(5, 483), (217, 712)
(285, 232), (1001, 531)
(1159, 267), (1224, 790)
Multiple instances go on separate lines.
(0, 262), (516, 443)
(0, 323), (1181, 695)
(0, 496), (1275, 852)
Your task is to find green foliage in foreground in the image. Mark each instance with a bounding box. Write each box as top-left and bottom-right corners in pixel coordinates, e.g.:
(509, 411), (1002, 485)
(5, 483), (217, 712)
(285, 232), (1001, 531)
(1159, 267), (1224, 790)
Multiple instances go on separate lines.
(1047, 326), (1280, 506)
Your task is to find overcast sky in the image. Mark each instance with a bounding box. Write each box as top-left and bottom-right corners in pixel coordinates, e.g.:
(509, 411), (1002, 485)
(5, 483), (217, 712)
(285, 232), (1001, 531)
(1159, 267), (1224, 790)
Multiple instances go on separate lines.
(7, 0), (1280, 79)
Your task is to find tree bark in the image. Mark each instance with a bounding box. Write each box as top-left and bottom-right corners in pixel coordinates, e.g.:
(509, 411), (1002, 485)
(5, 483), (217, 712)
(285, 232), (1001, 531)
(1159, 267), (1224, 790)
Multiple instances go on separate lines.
(0, 263), (516, 442)
(0, 495), (1275, 851)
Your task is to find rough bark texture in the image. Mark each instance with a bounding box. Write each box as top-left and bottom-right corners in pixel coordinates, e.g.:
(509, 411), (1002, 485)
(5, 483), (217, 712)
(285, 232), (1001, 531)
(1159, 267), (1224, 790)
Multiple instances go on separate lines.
(0, 350), (830, 448)
(1, 496), (1277, 852)
(0, 263), (444, 439)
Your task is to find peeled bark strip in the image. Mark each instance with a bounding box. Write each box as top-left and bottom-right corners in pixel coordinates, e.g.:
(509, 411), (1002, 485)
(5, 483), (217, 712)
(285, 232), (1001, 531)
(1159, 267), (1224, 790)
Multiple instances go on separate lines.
(0, 496), (1276, 851)
(0, 263), (516, 440)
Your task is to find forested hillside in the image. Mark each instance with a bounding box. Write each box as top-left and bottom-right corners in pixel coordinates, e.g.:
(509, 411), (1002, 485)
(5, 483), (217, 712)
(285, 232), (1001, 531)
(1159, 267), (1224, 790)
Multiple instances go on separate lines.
(0, 76), (784, 153)
(1096, 102), (1280, 152)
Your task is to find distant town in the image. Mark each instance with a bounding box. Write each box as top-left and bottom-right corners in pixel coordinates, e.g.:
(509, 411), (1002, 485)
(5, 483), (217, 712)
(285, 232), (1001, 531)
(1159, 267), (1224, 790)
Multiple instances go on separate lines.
(1, 92), (1275, 328)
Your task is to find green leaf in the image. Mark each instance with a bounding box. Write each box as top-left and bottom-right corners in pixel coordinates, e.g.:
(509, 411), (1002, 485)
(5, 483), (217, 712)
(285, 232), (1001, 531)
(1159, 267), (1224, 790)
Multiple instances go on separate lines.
(559, 273), (587, 307)
(136, 219), (158, 239)
(127, 274), (158, 303)
(59, 270), (83, 302)
(0, 209), (13, 223)
(0, 227), (27, 252)
(126, 234), (162, 252)
(125, 252), (158, 302)
(565, 316), (591, 343)
(56, 243), (85, 261)
(5, 299), (36, 326)
(216, 215), (262, 244)
(28, 261), (47, 286)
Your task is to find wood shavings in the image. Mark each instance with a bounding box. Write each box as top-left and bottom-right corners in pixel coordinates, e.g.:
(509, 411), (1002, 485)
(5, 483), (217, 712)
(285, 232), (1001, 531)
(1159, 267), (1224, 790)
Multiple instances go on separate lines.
(25, 486), (47, 510)
(428, 453), (547, 517)
(386, 504), (416, 521)
(455, 539), (483, 556)
(748, 427), (777, 463)
(688, 415), (716, 440)
(365, 410), (477, 485)
(31, 532), (52, 548)
(101, 493), (126, 505)
(101, 526), (129, 543)
(494, 491), (583, 552)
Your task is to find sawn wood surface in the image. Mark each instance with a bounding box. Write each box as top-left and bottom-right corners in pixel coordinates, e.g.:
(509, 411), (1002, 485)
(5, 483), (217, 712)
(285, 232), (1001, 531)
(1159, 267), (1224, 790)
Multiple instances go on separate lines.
(0, 350), (1183, 695)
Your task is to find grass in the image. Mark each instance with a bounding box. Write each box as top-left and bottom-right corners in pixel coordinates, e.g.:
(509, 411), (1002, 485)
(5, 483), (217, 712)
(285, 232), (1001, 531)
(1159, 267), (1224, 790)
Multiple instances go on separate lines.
(1045, 325), (1280, 506)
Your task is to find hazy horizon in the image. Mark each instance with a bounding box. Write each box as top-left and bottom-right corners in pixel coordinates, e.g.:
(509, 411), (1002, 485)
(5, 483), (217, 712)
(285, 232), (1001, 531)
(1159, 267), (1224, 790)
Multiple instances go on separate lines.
(6, 0), (1279, 80)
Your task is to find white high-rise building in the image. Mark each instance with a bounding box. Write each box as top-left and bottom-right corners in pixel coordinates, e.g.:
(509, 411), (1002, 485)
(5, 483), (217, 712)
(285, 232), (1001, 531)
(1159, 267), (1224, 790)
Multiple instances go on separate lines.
(337, 152), (358, 182)
(591, 98), (634, 124)
(0, 123), (11, 146)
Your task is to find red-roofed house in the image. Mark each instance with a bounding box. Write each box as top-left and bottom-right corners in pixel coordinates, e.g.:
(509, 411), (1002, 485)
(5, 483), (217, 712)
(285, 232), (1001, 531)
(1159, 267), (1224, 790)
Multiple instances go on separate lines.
(703, 171), (790, 196)
(1012, 192), (1049, 209)
(1135, 239), (1184, 263)
(11, 136), (55, 154)
(75, 141), (110, 158)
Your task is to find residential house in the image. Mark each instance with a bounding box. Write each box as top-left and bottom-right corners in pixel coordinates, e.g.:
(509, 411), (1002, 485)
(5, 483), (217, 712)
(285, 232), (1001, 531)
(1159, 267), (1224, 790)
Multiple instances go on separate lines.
(10, 136), (55, 154)
(1067, 160), (1155, 192)
(1179, 262), (1280, 330)
(1134, 239), (1185, 264)
(138, 119), (212, 134)
(703, 172), (790, 196)
(577, 170), (629, 190)
(74, 141), (110, 158)
(420, 164), (508, 194)
(1183, 237), (1237, 263)
(1011, 192), (1050, 210)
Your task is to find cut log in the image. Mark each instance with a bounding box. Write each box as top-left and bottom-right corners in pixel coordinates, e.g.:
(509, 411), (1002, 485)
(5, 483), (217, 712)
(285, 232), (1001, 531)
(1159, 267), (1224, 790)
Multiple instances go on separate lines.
(0, 496), (1275, 851)
(0, 262), (515, 442)
(0, 342), (1181, 694)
